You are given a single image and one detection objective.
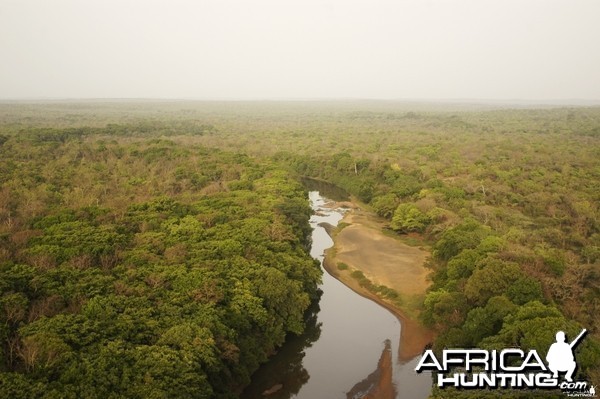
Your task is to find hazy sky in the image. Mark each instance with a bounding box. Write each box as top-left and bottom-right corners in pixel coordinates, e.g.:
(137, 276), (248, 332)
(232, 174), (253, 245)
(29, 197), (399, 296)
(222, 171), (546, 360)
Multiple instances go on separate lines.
(1, 0), (599, 100)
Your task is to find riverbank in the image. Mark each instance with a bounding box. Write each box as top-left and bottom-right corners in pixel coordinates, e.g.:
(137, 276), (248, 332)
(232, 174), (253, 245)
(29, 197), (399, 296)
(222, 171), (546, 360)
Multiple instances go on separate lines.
(321, 199), (435, 362)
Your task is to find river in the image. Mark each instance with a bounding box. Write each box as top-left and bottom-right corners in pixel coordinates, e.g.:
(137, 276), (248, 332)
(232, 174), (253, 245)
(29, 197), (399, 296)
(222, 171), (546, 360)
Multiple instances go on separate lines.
(240, 190), (432, 398)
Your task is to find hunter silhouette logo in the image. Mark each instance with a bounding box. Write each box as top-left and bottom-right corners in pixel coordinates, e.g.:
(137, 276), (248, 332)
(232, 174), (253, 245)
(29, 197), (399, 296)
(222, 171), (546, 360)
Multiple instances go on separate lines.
(546, 329), (586, 382)
(415, 327), (592, 392)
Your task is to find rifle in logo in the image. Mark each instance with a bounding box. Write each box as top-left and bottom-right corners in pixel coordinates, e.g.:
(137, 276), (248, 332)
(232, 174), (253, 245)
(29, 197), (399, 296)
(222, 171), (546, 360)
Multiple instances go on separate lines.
(546, 329), (587, 383)
(415, 327), (592, 391)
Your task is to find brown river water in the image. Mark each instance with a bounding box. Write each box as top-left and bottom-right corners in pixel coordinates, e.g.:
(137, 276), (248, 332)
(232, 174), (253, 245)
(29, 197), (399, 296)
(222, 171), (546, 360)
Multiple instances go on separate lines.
(240, 190), (432, 398)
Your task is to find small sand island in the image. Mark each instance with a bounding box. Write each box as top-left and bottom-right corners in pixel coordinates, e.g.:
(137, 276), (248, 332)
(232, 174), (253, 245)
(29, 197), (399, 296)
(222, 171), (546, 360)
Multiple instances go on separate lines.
(322, 199), (435, 361)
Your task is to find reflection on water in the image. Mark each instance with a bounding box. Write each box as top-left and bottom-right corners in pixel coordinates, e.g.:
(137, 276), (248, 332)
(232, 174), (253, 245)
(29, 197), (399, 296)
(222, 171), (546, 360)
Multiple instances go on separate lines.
(239, 300), (321, 399)
(347, 340), (396, 399)
(299, 177), (350, 202)
(241, 191), (431, 399)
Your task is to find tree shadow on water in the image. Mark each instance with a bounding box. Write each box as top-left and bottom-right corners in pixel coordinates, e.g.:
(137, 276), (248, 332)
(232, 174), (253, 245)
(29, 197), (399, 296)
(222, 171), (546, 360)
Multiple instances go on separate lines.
(240, 298), (323, 399)
(346, 339), (397, 399)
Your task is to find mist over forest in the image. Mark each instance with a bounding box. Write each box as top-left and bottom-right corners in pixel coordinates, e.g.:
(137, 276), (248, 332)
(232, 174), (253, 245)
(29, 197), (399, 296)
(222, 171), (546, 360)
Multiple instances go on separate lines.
(0, 101), (598, 397)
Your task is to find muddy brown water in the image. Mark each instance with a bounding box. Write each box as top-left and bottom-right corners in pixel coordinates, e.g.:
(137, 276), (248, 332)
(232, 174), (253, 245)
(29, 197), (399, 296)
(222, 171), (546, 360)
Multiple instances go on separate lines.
(240, 191), (432, 398)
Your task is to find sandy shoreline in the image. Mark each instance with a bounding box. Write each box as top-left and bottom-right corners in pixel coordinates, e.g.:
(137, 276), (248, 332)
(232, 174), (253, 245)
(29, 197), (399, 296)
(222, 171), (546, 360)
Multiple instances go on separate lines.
(321, 200), (435, 362)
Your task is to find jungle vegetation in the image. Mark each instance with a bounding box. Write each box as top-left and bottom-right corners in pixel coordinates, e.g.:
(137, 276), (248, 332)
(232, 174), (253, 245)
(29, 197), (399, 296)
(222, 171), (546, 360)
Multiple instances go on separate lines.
(0, 113), (320, 398)
(0, 101), (598, 396)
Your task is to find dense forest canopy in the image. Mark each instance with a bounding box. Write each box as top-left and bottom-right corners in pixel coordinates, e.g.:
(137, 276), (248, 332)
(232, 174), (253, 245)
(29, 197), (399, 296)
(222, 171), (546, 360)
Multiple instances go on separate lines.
(0, 116), (320, 398)
(0, 101), (599, 397)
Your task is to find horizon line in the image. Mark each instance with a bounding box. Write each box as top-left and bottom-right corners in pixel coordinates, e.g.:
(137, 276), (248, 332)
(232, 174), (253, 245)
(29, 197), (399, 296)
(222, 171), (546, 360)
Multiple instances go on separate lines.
(1, 97), (600, 106)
